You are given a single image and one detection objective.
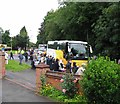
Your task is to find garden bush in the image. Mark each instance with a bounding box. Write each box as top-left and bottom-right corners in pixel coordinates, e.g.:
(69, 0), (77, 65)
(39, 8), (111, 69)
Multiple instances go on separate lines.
(80, 56), (120, 104)
(40, 83), (87, 103)
(40, 74), (46, 87)
(40, 73), (87, 103)
(60, 73), (78, 98)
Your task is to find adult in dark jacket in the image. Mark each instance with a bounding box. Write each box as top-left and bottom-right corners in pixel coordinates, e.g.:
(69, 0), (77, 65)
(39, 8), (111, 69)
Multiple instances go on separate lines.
(24, 51), (28, 62)
(72, 62), (78, 74)
(66, 59), (72, 73)
(54, 59), (59, 71)
(18, 53), (23, 65)
(49, 56), (54, 70)
(30, 54), (35, 69)
(54, 59), (62, 72)
(10, 51), (14, 60)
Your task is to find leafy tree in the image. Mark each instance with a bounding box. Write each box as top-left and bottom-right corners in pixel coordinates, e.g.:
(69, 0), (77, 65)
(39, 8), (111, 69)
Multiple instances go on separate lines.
(36, 22), (46, 47)
(29, 41), (36, 48)
(11, 35), (22, 50)
(93, 3), (120, 60)
(11, 26), (29, 50)
(0, 27), (4, 44)
(19, 26), (29, 50)
(37, 2), (110, 45)
(2, 30), (11, 46)
(37, 2), (120, 60)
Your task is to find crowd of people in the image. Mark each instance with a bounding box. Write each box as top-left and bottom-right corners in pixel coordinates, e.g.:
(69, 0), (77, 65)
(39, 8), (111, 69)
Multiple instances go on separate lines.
(4, 49), (120, 76)
(21, 49), (86, 75)
(13, 49), (85, 75)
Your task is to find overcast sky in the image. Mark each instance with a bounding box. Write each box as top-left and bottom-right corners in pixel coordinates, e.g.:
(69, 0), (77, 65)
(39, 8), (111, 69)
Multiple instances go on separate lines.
(0, 0), (59, 43)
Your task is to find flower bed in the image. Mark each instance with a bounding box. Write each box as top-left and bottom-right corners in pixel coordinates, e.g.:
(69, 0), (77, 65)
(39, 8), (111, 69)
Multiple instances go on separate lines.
(40, 81), (87, 103)
(45, 70), (83, 95)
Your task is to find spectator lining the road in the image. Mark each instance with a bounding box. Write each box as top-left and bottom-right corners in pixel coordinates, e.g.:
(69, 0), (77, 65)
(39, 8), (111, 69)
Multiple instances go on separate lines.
(40, 54), (45, 63)
(30, 54), (35, 69)
(10, 51), (14, 60)
(66, 59), (72, 73)
(53, 58), (62, 72)
(24, 51), (28, 62)
(72, 62), (78, 74)
(18, 53), (23, 65)
(75, 63), (86, 75)
(5, 51), (9, 64)
(59, 59), (65, 72)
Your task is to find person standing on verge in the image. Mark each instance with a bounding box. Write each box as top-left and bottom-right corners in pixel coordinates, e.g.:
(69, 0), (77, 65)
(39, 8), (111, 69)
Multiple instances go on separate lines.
(30, 54), (35, 69)
(24, 51), (28, 62)
(10, 51), (14, 60)
(5, 51), (9, 64)
(18, 53), (23, 65)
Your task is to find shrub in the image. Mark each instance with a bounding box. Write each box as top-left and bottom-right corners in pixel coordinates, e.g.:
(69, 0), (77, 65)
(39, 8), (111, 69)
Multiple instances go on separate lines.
(40, 83), (87, 103)
(60, 73), (78, 98)
(40, 74), (46, 87)
(80, 56), (120, 104)
(40, 84), (54, 96)
(39, 73), (87, 103)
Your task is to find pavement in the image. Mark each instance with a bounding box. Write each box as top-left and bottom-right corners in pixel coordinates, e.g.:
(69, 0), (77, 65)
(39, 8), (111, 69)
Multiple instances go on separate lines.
(5, 69), (36, 91)
(2, 69), (57, 103)
(1, 54), (58, 103)
(2, 79), (54, 102)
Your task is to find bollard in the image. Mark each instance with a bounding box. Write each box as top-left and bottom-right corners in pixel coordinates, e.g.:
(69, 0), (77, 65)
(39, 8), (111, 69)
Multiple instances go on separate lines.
(35, 63), (49, 93)
(0, 51), (6, 79)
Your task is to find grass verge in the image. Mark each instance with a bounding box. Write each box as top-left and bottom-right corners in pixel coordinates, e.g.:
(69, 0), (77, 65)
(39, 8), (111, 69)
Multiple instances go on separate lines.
(6, 60), (31, 72)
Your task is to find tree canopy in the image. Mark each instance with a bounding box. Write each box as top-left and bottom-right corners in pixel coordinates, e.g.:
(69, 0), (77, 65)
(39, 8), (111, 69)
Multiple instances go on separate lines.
(0, 27), (4, 44)
(12, 26), (29, 50)
(93, 3), (120, 59)
(2, 30), (11, 46)
(37, 2), (120, 60)
(1, 26), (30, 50)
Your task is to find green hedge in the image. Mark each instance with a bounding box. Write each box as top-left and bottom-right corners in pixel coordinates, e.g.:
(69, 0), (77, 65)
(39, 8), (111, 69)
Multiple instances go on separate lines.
(80, 56), (120, 104)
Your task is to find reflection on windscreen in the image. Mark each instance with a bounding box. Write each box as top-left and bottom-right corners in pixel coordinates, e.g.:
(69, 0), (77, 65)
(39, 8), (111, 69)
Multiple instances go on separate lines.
(69, 43), (89, 59)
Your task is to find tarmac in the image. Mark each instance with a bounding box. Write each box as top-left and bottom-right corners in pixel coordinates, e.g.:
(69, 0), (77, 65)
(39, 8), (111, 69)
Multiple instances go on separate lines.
(2, 79), (53, 102)
(1, 55), (58, 103)
(2, 68), (58, 103)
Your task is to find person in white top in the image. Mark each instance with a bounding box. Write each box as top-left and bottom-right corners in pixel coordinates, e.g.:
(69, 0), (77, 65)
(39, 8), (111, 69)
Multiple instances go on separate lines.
(34, 59), (40, 66)
(40, 54), (45, 63)
(75, 63), (86, 75)
(59, 59), (65, 71)
(5, 51), (9, 64)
